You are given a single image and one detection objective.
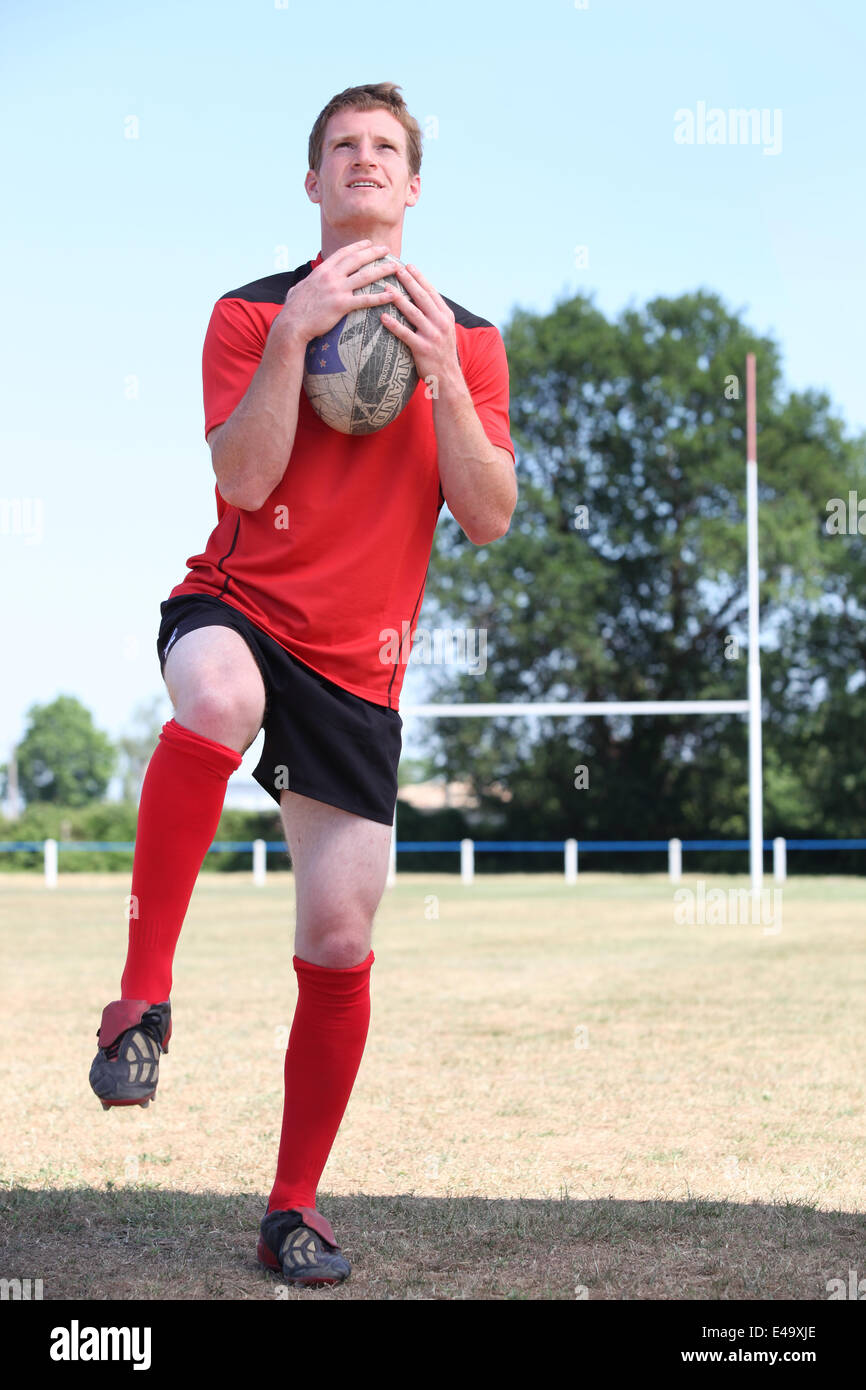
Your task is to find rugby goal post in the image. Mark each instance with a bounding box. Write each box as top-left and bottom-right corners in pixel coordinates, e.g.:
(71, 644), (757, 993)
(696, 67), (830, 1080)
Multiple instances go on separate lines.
(393, 354), (764, 893)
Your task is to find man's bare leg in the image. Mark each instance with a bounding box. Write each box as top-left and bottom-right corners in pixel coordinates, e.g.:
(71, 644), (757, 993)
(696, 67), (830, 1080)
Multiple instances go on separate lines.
(263, 792), (391, 1255)
(281, 790), (392, 967)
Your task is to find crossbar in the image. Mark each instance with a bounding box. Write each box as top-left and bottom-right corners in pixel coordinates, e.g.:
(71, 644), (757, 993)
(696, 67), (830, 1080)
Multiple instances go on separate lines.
(403, 700), (750, 717)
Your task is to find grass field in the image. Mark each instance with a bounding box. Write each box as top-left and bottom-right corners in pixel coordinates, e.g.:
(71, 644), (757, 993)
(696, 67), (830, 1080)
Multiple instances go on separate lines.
(1, 870), (865, 1300)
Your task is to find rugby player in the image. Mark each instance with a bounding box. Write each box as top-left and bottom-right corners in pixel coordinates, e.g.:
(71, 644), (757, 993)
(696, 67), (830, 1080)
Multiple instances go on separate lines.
(89, 81), (516, 1286)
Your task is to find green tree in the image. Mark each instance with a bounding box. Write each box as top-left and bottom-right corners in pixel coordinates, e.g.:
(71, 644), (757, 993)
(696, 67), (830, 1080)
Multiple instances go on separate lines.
(397, 753), (438, 787)
(421, 290), (866, 845)
(16, 695), (116, 806)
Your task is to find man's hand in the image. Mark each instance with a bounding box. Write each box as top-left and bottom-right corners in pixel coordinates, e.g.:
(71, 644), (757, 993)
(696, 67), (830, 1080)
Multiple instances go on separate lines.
(272, 240), (400, 346)
(379, 260), (516, 545)
(210, 242), (404, 510)
(378, 261), (459, 385)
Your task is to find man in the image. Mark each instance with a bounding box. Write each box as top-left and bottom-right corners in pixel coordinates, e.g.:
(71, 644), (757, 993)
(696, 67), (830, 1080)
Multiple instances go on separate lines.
(89, 82), (516, 1287)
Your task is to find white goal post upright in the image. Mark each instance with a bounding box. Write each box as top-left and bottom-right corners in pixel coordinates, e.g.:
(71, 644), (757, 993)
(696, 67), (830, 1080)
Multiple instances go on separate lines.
(745, 353), (764, 894)
(398, 356), (764, 892)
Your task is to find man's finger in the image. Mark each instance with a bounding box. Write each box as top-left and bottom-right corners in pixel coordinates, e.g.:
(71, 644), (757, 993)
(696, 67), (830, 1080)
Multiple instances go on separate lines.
(390, 261), (439, 309)
(339, 244), (397, 280)
(385, 291), (422, 324)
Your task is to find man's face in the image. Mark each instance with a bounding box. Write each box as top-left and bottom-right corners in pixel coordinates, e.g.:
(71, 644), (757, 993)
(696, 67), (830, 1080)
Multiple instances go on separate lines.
(306, 107), (420, 246)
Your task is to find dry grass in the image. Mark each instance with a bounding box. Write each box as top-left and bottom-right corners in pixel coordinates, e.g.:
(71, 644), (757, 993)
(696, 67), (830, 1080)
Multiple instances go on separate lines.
(1, 870), (864, 1300)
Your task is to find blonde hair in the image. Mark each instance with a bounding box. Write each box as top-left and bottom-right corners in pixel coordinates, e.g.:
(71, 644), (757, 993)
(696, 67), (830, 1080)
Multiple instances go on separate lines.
(308, 82), (422, 178)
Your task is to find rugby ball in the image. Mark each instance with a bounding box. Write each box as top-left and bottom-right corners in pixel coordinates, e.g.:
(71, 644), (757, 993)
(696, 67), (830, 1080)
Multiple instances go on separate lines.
(302, 256), (419, 435)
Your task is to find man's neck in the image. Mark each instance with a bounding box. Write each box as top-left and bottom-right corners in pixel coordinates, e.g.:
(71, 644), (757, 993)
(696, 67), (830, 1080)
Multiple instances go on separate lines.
(319, 226), (403, 261)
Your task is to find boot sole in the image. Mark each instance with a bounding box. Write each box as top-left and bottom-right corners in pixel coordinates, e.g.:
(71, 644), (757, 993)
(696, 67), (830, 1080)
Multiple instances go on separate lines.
(98, 1095), (155, 1110)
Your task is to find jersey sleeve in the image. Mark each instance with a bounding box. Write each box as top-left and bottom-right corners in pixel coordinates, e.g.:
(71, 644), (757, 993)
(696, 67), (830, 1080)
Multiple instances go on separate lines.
(202, 296), (269, 439)
(461, 325), (515, 463)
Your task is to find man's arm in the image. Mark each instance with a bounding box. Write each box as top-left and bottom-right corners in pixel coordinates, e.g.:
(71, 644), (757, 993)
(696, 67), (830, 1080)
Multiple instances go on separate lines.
(380, 260), (517, 546)
(208, 241), (400, 511)
(431, 364), (517, 545)
(208, 324), (307, 511)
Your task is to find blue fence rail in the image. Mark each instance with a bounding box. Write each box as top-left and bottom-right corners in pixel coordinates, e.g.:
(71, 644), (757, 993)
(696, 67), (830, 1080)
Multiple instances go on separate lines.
(399, 839), (866, 852)
(3, 839), (866, 853)
(1, 836), (864, 884)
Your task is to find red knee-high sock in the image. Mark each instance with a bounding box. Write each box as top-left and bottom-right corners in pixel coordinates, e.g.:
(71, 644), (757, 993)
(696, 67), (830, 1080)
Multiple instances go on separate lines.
(120, 718), (242, 1003)
(267, 951), (374, 1215)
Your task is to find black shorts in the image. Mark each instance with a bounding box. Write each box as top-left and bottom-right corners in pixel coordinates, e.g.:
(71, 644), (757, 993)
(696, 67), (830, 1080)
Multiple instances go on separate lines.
(156, 593), (402, 825)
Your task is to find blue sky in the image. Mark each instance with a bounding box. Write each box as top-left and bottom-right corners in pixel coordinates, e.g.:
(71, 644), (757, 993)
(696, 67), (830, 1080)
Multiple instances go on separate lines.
(1, 0), (864, 799)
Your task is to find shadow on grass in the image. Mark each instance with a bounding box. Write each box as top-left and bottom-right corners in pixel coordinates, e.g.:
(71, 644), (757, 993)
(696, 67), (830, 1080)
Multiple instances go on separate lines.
(2, 1187), (864, 1300)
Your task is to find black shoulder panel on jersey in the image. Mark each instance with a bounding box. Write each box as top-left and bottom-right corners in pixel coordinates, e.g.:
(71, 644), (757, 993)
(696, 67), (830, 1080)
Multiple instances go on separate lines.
(218, 268), (496, 328)
(219, 262), (316, 305)
(441, 295), (495, 330)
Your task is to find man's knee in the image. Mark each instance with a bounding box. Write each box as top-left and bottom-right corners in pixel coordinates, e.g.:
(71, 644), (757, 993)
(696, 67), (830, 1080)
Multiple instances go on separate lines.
(295, 908), (374, 969)
(164, 627), (265, 752)
(173, 686), (263, 752)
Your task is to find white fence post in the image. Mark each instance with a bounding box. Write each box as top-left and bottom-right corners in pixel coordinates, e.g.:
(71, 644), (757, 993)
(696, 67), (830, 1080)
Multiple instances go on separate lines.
(387, 804), (397, 888)
(773, 836), (786, 884)
(564, 838), (578, 884)
(668, 837), (682, 884)
(44, 838), (58, 889)
(460, 838), (474, 885)
(252, 838), (266, 886)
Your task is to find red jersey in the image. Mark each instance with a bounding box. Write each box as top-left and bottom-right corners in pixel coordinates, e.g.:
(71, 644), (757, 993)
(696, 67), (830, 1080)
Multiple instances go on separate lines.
(167, 252), (515, 709)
